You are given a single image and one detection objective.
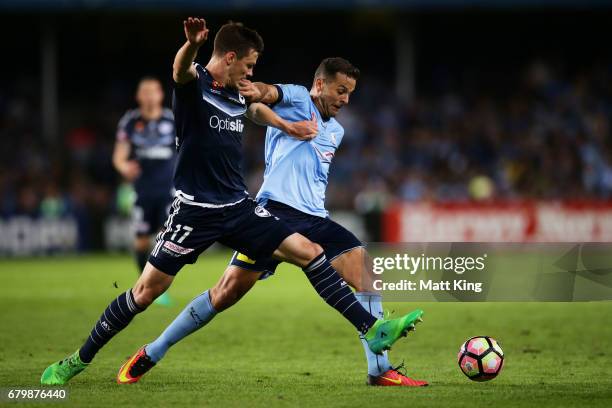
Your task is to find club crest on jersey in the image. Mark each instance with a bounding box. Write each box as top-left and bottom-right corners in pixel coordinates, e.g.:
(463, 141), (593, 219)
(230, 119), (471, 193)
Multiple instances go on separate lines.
(212, 80), (223, 89)
(209, 115), (244, 133)
(228, 94), (246, 105)
(134, 121), (145, 132)
(254, 205), (272, 218)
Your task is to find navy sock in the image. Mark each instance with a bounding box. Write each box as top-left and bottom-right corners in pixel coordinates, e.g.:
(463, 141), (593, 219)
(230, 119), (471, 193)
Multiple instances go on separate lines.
(303, 253), (377, 334)
(135, 250), (148, 274)
(79, 290), (144, 363)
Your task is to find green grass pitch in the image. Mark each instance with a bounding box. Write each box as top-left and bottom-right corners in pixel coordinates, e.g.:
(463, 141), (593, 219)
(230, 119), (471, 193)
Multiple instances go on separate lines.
(1, 253), (611, 407)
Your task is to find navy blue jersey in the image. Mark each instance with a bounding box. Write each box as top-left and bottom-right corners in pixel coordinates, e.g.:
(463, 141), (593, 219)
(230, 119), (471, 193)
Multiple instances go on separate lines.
(172, 63), (249, 207)
(116, 108), (176, 197)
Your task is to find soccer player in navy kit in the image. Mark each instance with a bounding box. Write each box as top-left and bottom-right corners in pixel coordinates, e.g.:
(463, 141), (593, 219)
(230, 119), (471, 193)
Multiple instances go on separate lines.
(41, 18), (420, 386)
(119, 58), (427, 387)
(113, 77), (176, 305)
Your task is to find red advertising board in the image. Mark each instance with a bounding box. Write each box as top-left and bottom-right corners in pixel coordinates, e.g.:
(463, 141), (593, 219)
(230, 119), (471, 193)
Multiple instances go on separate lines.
(383, 202), (612, 242)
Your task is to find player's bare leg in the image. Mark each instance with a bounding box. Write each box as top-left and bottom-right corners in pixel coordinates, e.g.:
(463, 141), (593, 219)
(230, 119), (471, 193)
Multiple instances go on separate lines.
(133, 236), (173, 306)
(331, 247), (427, 386)
(117, 265), (261, 383)
(42, 263), (174, 385)
(209, 265), (261, 311)
(273, 233), (423, 354)
(271, 232), (324, 267)
(119, 246), (369, 385)
(330, 247), (372, 292)
(132, 263), (175, 307)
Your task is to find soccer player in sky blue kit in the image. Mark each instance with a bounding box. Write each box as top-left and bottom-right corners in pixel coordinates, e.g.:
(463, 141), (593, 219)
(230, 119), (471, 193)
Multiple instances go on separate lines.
(118, 58), (428, 386)
(41, 17), (422, 386)
(113, 77), (176, 306)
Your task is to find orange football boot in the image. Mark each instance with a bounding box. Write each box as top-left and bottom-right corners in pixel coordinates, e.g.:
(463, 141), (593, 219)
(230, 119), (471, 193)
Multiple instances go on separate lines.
(367, 363), (428, 387)
(117, 345), (156, 384)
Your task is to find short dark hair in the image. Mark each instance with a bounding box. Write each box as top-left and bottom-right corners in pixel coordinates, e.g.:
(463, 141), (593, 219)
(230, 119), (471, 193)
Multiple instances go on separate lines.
(138, 76), (161, 86)
(314, 57), (360, 82)
(213, 21), (264, 59)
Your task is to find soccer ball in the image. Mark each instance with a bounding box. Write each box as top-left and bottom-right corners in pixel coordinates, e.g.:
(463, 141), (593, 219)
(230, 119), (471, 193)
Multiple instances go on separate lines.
(457, 336), (504, 381)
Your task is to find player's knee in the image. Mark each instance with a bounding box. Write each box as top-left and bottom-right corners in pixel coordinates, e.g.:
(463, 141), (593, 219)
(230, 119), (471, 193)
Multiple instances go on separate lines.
(276, 234), (324, 267)
(289, 240), (324, 267)
(131, 287), (153, 308)
(304, 242), (324, 262)
(132, 282), (164, 308)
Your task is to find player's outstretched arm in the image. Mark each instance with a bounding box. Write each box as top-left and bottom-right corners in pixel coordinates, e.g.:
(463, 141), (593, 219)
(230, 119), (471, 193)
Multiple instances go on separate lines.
(247, 103), (318, 140)
(238, 80), (279, 104)
(173, 17), (209, 84)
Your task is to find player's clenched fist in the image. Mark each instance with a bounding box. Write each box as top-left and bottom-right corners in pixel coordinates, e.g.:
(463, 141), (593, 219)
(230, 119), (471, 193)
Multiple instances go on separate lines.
(238, 79), (262, 102)
(286, 113), (318, 141)
(184, 17), (209, 46)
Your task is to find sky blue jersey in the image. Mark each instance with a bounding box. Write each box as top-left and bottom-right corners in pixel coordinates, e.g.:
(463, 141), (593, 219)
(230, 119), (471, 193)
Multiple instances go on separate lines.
(256, 84), (344, 218)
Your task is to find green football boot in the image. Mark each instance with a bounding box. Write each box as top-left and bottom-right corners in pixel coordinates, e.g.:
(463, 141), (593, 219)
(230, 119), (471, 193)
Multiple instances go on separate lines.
(364, 309), (424, 354)
(41, 350), (88, 385)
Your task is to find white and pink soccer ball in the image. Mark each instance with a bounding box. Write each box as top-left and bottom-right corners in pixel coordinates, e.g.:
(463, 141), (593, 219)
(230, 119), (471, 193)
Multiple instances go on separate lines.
(457, 336), (504, 381)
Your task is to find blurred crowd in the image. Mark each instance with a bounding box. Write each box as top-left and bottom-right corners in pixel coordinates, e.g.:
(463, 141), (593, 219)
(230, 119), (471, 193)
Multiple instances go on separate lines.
(2, 61), (612, 227)
(325, 61), (612, 212)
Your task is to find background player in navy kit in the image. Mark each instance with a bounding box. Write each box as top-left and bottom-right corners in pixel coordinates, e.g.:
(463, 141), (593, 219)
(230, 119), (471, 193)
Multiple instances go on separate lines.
(42, 17), (419, 386)
(113, 77), (176, 305)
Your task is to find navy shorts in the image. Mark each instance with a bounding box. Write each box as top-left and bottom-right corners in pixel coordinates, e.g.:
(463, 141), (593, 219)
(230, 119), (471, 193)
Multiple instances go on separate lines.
(230, 200), (363, 278)
(132, 193), (174, 236)
(148, 197), (294, 276)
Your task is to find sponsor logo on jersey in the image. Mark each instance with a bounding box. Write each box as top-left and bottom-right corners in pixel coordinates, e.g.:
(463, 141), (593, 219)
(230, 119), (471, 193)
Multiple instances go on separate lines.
(254, 205), (272, 218)
(135, 146), (174, 160)
(209, 115), (245, 133)
(158, 121), (174, 135)
(160, 247), (179, 257)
